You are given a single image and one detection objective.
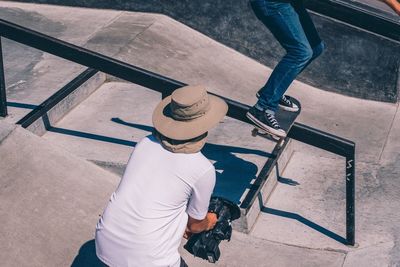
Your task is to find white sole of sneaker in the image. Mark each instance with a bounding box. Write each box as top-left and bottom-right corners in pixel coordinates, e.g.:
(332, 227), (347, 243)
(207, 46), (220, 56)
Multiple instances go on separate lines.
(246, 112), (287, 138)
(279, 104), (299, 112)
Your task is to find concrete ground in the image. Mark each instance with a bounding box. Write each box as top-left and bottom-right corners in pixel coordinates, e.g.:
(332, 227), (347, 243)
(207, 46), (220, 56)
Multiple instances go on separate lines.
(1, 1), (400, 266)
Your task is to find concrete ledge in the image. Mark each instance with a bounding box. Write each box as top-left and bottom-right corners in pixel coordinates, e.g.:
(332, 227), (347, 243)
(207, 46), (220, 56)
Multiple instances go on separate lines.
(233, 139), (295, 233)
(26, 71), (106, 136)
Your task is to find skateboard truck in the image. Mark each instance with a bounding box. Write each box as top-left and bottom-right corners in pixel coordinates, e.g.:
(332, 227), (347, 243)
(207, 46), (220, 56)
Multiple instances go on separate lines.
(251, 127), (286, 148)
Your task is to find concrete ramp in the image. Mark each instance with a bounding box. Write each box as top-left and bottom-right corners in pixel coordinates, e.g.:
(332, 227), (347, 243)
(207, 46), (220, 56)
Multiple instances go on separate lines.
(0, 120), (119, 266)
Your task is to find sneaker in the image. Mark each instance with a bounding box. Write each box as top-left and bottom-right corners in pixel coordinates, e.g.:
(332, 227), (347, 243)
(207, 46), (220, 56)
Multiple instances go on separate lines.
(279, 95), (299, 112)
(246, 106), (286, 138)
(255, 93), (299, 113)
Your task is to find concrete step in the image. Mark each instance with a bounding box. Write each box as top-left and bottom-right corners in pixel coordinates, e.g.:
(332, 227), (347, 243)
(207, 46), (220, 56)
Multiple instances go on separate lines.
(0, 120), (119, 267)
(24, 70), (106, 136)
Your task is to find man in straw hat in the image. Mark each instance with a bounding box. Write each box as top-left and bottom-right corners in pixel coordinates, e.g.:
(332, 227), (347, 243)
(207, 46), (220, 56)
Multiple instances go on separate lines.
(95, 85), (228, 267)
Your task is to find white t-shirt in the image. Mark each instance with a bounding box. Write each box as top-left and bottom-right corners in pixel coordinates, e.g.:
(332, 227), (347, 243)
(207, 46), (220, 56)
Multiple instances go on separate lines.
(95, 135), (215, 267)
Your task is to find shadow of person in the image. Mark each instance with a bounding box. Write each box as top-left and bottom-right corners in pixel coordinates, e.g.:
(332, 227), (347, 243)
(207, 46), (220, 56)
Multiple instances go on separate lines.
(203, 143), (259, 204)
(71, 240), (106, 267)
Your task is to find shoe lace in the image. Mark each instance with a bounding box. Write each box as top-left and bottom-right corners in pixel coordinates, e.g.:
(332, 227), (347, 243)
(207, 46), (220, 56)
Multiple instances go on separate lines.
(282, 95), (292, 106)
(266, 113), (280, 128)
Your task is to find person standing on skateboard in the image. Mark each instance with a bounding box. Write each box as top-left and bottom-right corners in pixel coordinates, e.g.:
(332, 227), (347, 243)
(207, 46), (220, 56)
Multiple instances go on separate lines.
(246, 0), (325, 137)
(246, 0), (399, 138)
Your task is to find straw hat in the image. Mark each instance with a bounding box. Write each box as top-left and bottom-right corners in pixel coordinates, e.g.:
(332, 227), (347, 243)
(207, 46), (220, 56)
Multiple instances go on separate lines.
(152, 85), (228, 140)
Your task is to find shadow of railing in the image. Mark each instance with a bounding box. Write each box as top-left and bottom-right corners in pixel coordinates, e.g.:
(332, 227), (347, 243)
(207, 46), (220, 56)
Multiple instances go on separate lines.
(261, 206), (347, 244)
(48, 127), (137, 147)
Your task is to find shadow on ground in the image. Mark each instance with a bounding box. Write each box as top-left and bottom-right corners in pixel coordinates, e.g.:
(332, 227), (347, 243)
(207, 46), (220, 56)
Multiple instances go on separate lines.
(71, 240), (105, 267)
(260, 206), (348, 244)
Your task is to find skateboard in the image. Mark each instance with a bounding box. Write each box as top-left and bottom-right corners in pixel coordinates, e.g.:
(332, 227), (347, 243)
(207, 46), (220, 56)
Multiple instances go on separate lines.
(250, 96), (301, 148)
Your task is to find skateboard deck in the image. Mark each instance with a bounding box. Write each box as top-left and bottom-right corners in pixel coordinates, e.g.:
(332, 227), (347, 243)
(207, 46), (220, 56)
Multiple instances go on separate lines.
(251, 96), (301, 147)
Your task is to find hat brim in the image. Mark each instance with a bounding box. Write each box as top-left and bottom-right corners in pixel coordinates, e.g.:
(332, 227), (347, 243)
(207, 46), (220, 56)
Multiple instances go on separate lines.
(152, 94), (228, 140)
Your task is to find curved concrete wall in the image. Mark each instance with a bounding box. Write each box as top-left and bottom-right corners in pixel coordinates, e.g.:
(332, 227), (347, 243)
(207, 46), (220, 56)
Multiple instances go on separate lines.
(12, 0), (400, 102)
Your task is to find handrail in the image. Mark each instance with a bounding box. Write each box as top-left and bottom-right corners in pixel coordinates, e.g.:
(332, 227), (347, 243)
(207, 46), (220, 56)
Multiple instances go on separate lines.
(288, 122), (355, 157)
(16, 68), (98, 128)
(0, 18), (356, 245)
(0, 38), (6, 117)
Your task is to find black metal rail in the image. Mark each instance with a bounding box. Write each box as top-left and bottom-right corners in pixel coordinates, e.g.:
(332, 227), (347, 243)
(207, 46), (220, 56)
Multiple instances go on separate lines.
(16, 68), (98, 128)
(240, 122), (356, 245)
(0, 38), (6, 117)
(0, 18), (356, 245)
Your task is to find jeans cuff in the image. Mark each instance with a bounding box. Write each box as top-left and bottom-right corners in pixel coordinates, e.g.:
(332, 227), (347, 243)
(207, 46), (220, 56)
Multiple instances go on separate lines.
(255, 101), (276, 115)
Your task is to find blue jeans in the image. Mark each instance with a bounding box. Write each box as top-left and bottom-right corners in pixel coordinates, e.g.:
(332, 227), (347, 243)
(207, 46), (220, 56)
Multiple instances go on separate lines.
(250, 0), (325, 113)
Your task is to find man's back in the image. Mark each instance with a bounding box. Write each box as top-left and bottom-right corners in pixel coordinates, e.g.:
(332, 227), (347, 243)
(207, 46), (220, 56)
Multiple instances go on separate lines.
(95, 135), (215, 267)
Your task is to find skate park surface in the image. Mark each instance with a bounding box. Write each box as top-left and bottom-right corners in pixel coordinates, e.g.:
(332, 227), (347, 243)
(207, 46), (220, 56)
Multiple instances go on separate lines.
(0, 2), (400, 266)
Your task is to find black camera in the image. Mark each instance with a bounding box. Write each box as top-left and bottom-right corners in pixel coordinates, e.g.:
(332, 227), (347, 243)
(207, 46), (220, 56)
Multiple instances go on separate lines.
(184, 196), (240, 263)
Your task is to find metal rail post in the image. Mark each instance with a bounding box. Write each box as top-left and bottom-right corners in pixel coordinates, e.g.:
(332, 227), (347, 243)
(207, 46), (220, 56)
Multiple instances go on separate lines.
(0, 37), (7, 117)
(346, 151), (356, 246)
(289, 123), (357, 246)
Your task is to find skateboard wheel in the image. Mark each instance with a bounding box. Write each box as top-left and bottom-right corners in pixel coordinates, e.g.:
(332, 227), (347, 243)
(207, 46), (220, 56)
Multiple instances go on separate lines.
(278, 139), (285, 147)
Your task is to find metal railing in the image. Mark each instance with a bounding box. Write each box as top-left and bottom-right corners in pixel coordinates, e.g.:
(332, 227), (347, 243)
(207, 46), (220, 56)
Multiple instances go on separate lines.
(0, 38), (6, 117)
(0, 18), (356, 245)
(16, 68), (99, 128)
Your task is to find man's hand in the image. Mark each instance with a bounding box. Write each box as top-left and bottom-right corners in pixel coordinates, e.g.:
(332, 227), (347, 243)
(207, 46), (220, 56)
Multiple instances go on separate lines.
(183, 227), (193, 239)
(205, 212), (218, 231)
(185, 212), (218, 236)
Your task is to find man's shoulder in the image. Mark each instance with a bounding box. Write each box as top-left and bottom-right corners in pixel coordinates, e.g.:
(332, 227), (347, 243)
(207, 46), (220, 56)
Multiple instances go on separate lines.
(135, 135), (161, 151)
(139, 134), (157, 145)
